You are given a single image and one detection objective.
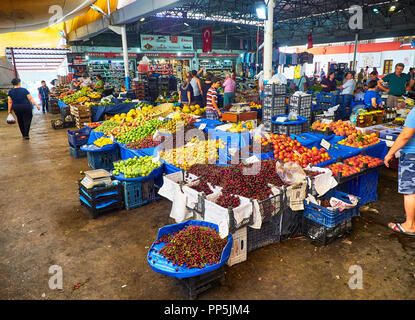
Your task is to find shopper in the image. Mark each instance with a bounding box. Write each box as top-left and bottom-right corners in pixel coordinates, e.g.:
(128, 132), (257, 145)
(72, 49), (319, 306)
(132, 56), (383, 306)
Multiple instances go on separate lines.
(319, 68), (325, 80)
(8, 78), (40, 139)
(372, 67), (378, 76)
(363, 66), (369, 82)
(205, 77), (222, 120)
(71, 74), (81, 90)
(190, 70), (203, 106)
(378, 63), (414, 107)
(363, 80), (382, 108)
(338, 72), (356, 118)
(94, 75), (105, 93)
(202, 72), (213, 106)
(354, 86), (365, 101)
(320, 72), (337, 92)
(223, 73), (236, 106)
(357, 68), (365, 84)
(38, 80), (50, 114)
(79, 74), (92, 88)
(178, 76), (194, 106)
(384, 108), (415, 236)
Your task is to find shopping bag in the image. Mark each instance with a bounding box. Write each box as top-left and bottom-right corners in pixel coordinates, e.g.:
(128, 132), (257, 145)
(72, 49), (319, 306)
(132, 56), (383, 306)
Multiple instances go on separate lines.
(6, 113), (16, 124)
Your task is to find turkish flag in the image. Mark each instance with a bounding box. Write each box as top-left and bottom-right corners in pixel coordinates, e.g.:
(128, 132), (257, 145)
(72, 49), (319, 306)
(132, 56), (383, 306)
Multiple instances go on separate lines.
(307, 32), (313, 49)
(202, 27), (212, 52)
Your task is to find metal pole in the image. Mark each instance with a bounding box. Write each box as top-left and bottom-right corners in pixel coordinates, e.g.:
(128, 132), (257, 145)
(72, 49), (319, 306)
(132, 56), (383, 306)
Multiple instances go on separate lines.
(106, 0), (111, 15)
(263, 0), (275, 81)
(121, 25), (130, 90)
(256, 25), (259, 75)
(10, 48), (18, 78)
(352, 32), (358, 72)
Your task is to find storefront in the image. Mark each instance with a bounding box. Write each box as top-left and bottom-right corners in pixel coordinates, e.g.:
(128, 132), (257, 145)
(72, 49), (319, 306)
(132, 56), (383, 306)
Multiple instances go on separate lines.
(197, 52), (241, 77)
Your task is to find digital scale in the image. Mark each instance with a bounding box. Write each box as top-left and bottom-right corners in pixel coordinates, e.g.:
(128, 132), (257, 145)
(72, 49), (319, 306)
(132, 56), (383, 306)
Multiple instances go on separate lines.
(81, 169), (113, 189)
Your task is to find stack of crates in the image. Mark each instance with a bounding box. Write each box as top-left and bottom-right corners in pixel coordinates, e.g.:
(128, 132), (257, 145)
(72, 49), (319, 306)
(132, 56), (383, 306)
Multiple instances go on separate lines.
(70, 104), (92, 129)
(78, 180), (124, 219)
(288, 93), (313, 132)
(49, 98), (60, 114)
(262, 83), (286, 132)
(67, 127), (91, 158)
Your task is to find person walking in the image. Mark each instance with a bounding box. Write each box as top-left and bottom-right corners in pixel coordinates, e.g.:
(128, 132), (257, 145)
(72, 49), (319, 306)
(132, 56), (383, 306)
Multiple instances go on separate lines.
(38, 80), (50, 114)
(223, 73), (236, 106)
(8, 78), (40, 139)
(384, 108), (415, 236)
(190, 70), (203, 107)
(357, 68), (365, 84)
(378, 63), (414, 107)
(178, 75), (194, 106)
(205, 77), (222, 120)
(338, 72), (356, 118)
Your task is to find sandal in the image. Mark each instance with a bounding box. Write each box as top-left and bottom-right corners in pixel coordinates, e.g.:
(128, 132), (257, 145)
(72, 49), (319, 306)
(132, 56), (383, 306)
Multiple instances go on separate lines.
(388, 222), (415, 237)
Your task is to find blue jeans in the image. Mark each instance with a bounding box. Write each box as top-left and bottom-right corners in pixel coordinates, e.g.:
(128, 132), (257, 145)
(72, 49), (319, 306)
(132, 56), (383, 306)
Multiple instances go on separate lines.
(341, 94), (354, 119)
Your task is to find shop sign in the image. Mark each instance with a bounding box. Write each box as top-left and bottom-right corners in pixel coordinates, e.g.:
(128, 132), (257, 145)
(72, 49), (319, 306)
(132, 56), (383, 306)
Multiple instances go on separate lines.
(143, 53), (195, 58)
(140, 34), (194, 51)
(198, 53), (240, 58)
(86, 52), (138, 58)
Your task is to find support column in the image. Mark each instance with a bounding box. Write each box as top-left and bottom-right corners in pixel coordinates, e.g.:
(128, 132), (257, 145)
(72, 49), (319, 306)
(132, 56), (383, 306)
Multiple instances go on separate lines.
(352, 32), (359, 72)
(121, 25), (130, 90)
(263, 0), (275, 81)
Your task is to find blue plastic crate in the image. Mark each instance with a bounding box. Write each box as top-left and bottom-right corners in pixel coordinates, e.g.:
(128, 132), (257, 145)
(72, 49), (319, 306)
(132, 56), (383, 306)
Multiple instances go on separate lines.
(336, 170), (379, 206)
(122, 178), (159, 210)
(67, 127), (92, 147)
(303, 190), (361, 228)
(69, 144), (87, 158)
(87, 148), (119, 170)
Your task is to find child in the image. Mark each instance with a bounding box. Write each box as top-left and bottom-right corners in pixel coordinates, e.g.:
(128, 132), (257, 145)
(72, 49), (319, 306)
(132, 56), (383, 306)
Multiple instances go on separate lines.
(205, 77), (222, 120)
(364, 80), (383, 109)
(354, 86), (365, 101)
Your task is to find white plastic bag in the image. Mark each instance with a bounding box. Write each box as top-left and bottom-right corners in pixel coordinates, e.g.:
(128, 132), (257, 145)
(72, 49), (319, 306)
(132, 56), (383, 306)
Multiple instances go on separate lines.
(6, 113), (16, 124)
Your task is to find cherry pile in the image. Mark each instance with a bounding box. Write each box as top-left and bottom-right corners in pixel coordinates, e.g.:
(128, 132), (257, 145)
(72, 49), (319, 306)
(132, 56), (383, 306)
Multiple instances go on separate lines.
(157, 225), (228, 269)
(303, 170), (321, 178)
(126, 136), (161, 149)
(216, 192), (241, 208)
(192, 180), (214, 195)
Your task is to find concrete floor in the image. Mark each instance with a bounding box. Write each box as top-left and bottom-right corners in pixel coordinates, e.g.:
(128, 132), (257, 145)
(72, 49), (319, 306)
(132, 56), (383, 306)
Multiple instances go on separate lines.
(1, 111), (414, 300)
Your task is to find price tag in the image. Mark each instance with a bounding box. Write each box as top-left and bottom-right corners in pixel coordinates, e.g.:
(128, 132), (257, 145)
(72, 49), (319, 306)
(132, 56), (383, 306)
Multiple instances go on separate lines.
(243, 155), (260, 164)
(152, 129), (160, 140)
(386, 135), (393, 140)
(275, 116), (287, 123)
(229, 147), (238, 156)
(321, 139), (331, 150)
(110, 135), (115, 142)
(185, 142), (195, 147)
(158, 117), (164, 121)
(294, 150), (301, 157)
(196, 119), (201, 122)
(198, 123), (206, 130)
(322, 119), (332, 125)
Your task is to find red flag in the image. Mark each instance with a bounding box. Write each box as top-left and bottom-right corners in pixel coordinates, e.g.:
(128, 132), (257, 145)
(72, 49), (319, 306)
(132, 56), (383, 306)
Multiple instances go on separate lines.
(256, 28), (262, 45)
(307, 32), (313, 49)
(202, 27), (212, 52)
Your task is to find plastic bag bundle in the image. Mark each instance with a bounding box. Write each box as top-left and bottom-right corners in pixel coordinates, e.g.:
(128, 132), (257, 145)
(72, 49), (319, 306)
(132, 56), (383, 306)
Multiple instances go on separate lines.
(6, 113), (15, 124)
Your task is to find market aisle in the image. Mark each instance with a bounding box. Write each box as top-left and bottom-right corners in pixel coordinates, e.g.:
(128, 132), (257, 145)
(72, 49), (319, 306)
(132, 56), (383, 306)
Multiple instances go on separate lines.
(0, 112), (414, 300)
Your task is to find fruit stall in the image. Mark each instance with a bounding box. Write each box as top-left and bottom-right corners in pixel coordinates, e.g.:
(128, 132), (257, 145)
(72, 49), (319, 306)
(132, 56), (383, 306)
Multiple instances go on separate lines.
(68, 86), (395, 299)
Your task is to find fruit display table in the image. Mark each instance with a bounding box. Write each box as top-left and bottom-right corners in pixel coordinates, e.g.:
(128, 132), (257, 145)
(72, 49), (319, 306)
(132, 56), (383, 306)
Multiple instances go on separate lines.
(91, 102), (137, 122)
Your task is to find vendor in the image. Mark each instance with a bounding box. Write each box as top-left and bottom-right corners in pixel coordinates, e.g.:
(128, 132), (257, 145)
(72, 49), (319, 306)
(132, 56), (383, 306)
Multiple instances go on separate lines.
(338, 72), (356, 117)
(178, 75), (194, 106)
(71, 74), (81, 90)
(93, 75), (105, 93)
(205, 77), (222, 120)
(223, 73), (236, 106)
(378, 63), (414, 107)
(320, 72), (337, 93)
(384, 108), (415, 236)
(365, 72), (380, 91)
(79, 74), (93, 88)
(363, 80), (383, 109)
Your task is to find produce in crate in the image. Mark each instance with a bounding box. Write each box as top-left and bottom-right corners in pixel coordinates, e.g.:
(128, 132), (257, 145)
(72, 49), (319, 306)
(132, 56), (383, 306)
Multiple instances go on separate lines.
(116, 119), (162, 144)
(112, 156), (161, 178)
(158, 116), (195, 134)
(155, 225), (228, 269)
(326, 162), (361, 177)
(160, 139), (225, 170)
(216, 192), (241, 208)
(93, 120), (120, 133)
(86, 122), (102, 128)
(62, 87), (92, 104)
(191, 180), (214, 195)
(337, 132), (379, 148)
(227, 121), (254, 133)
(343, 155), (383, 168)
(329, 120), (357, 136)
(93, 137), (114, 147)
(126, 136), (161, 149)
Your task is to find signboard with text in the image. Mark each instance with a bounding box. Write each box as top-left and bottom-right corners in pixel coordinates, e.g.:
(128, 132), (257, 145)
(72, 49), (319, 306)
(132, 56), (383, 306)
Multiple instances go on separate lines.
(143, 52), (194, 58)
(140, 34), (194, 51)
(86, 52), (138, 58)
(198, 53), (240, 58)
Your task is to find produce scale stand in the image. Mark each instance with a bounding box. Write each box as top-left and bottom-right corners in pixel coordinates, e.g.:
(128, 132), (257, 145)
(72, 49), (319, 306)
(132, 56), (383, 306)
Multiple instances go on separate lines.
(63, 84), (401, 299)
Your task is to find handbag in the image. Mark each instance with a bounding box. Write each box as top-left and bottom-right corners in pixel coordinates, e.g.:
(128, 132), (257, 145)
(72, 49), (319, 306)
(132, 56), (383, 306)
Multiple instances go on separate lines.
(7, 113), (16, 124)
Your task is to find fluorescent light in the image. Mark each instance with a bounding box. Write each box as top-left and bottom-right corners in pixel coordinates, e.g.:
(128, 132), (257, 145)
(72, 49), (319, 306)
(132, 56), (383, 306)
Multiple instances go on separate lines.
(90, 4), (108, 16)
(373, 8), (379, 13)
(389, 5), (396, 11)
(140, 17), (145, 22)
(137, 48), (141, 52)
(236, 25), (241, 29)
(177, 52), (182, 56)
(240, 53), (243, 57)
(255, 2), (267, 20)
(85, 55), (89, 60)
(184, 22), (190, 26)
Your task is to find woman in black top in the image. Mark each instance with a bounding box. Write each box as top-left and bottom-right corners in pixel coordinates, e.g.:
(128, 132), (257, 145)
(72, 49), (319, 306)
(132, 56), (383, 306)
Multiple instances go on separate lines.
(202, 72), (213, 107)
(320, 72), (337, 93)
(8, 78), (40, 139)
(178, 75), (194, 106)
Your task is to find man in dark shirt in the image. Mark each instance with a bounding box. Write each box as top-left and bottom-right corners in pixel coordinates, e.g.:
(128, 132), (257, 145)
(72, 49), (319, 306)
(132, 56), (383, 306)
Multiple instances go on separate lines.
(38, 80), (50, 114)
(378, 63), (414, 107)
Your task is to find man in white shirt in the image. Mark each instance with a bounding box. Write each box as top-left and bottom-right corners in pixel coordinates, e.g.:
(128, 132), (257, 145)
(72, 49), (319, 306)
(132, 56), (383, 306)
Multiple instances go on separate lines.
(338, 72), (356, 119)
(79, 74), (92, 88)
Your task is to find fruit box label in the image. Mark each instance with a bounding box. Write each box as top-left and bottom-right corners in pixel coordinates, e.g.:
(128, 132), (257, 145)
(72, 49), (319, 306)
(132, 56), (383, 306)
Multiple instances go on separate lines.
(198, 123), (207, 130)
(321, 139), (331, 150)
